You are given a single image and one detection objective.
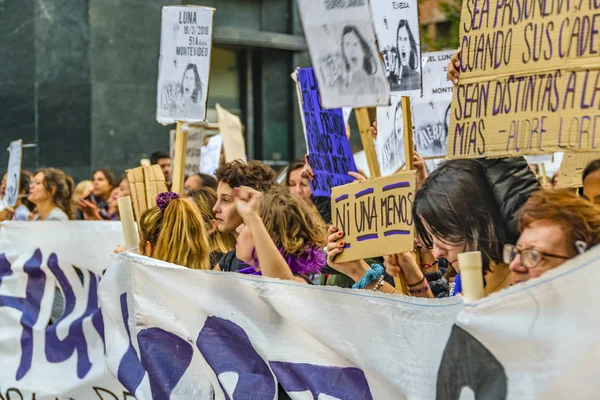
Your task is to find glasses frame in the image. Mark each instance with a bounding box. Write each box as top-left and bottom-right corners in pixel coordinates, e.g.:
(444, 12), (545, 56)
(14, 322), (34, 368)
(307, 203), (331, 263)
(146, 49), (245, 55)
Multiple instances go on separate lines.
(503, 244), (570, 269)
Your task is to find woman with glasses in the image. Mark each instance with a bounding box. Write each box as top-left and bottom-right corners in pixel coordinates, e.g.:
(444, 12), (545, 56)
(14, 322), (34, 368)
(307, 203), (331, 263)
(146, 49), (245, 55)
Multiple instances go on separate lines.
(505, 189), (600, 285)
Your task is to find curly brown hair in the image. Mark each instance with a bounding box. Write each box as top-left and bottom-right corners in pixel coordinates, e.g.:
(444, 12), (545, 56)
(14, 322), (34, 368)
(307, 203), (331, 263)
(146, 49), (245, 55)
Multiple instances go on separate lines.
(215, 160), (277, 192)
(518, 189), (600, 257)
(259, 186), (326, 256)
(37, 168), (75, 219)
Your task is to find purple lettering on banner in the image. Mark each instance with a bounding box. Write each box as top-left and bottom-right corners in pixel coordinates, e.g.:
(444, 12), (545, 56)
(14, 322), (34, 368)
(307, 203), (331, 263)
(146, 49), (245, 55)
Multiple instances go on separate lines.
(196, 316), (276, 399)
(137, 328), (193, 400)
(298, 67), (358, 197)
(0, 250), (45, 380)
(117, 293), (145, 394)
(45, 253), (103, 379)
(271, 362), (373, 399)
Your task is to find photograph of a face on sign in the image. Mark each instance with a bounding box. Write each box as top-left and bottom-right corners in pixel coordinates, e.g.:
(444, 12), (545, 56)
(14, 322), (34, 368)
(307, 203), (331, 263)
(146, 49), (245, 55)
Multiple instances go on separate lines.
(4, 140), (23, 207)
(376, 95), (406, 176)
(371, 0), (421, 95)
(156, 6), (215, 125)
(296, 0), (390, 108)
(413, 101), (451, 158)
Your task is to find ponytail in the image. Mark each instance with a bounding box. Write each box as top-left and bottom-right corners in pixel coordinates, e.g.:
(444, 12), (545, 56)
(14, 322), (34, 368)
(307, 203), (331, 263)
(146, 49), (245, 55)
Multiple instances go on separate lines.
(38, 168), (75, 219)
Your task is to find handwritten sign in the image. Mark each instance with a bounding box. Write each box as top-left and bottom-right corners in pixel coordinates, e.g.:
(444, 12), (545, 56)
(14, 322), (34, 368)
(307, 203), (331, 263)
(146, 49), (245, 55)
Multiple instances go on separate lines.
(216, 104), (247, 162)
(170, 126), (204, 176)
(557, 152), (600, 188)
(331, 170), (415, 262)
(157, 6), (215, 125)
(297, 67), (358, 197)
(4, 140), (23, 207)
(296, 0), (390, 108)
(371, 0), (422, 96)
(376, 95), (406, 175)
(447, 0), (600, 159)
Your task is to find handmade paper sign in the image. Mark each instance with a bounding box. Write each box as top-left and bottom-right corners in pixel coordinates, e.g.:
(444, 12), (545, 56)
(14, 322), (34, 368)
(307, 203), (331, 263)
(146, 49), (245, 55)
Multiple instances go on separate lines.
(156, 6), (215, 125)
(216, 103), (247, 162)
(376, 95), (406, 176)
(295, 0), (390, 108)
(447, 1), (600, 159)
(331, 170), (415, 262)
(4, 139), (23, 207)
(200, 134), (223, 177)
(412, 50), (454, 158)
(371, 0), (422, 96)
(170, 126), (204, 175)
(557, 152), (600, 189)
(297, 67), (358, 197)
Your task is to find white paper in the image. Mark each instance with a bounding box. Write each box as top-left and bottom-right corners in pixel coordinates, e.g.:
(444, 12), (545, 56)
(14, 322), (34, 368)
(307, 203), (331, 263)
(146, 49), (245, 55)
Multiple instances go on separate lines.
(4, 140), (23, 207)
(371, 0), (422, 96)
(156, 6), (215, 125)
(296, 0), (390, 108)
(375, 94), (405, 176)
(200, 134), (223, 177)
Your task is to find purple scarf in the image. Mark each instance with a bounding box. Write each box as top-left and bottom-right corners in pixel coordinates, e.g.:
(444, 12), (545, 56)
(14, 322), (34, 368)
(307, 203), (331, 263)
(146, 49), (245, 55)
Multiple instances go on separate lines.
(237, 244), (326, 276)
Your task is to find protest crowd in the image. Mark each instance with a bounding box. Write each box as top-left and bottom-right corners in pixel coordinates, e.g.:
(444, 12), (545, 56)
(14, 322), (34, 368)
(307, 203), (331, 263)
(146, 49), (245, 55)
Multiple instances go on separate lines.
(2, 1), (600, 399)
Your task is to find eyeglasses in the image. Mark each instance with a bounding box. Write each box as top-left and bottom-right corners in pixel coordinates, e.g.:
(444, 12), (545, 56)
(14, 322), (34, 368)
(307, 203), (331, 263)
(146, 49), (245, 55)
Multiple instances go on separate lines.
(503, 244), (570, 269)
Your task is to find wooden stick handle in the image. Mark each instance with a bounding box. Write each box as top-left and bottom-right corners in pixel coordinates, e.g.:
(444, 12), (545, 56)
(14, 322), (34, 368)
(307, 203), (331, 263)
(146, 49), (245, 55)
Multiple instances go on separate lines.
(171, 121), (188, 195)
(118, 196), (139, 250)
(355, 108), (381, 178)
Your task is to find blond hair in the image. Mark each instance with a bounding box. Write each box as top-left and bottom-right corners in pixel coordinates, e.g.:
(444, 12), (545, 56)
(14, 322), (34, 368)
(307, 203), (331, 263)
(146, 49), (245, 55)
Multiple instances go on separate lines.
(139, 198), (210, 270)
(188, 188), (236, 254)
(260, 186), (326, 255)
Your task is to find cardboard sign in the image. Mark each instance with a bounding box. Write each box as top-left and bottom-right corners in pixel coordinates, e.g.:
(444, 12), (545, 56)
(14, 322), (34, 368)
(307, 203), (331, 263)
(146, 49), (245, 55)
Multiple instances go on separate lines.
(200, 134), (223, 177)
(331, 170), (415, 262)
(170, 126), (204, 176)
(156, 6), (215, 125)
(216, 104), (247, 162)
(297, 67), (358, 197)
(4, 140), (23, 207)
(556, 152), (600, 189)
(296, 0), (390, 108)
(375, 95), (406, 176)
(371, 0), (422, 96)
(447, 2), (600, 159)
(126, 165), (168, 222)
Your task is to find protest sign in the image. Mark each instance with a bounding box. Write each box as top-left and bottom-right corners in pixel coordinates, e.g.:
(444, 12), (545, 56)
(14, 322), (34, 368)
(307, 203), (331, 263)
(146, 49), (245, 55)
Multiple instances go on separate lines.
(412, 50), (455, 158)
(4, 139), (23, 207)
(297, 67), (358, 196)
(100, 240), (600, 399)
(296, 0), (390, 108)
(0, 222), (128, 399)
(371, 0), (422, 95)
(126, 165), (168, 222)
(376, 95), (406, 175)
(448, 1), (600, 159)
(216, 103), (247, 162)
(156, 6), (215, 125)
(556, 152), (600, 188)
(331, 170), (415, 262)
(200, 134), (223, 177)
(170, 126), (204, 176)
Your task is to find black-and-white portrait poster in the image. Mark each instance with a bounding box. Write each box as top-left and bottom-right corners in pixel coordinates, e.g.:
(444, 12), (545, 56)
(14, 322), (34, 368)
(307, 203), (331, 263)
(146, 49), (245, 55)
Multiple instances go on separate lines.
(371, 0), (422, 96)
(296, 0), (390, 109)
(376, 95), (405, 176)
(156, 6), (215, 125)
(412, 50), (454, 158)
(4, 139), (23, 207)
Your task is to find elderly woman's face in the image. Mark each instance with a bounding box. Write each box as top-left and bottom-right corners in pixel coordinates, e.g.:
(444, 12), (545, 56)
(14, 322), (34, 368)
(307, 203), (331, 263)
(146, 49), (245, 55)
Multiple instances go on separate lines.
(508, 219), (571, 285)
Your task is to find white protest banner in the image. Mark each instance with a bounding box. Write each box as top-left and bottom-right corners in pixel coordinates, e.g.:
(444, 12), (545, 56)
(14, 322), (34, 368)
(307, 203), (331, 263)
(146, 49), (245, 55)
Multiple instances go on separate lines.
(157, 6), (215, 125)
(200, 134), (223, 177)
(100, 244), (600, 399)
(169, 126), (204, 175)
(375, 94), (406, 175)
(296, 0), (390, 108)
(216, 103), (247, 163)
(371, 0), (422, 96)
(4, 139), (23, 207)
(448, 0), (600, 159)
(0, 222), (129, 399)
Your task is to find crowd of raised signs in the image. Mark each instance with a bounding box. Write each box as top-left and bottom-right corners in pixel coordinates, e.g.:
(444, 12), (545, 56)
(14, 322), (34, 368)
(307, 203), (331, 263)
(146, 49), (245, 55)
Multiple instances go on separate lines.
(1, 56), (600, 305)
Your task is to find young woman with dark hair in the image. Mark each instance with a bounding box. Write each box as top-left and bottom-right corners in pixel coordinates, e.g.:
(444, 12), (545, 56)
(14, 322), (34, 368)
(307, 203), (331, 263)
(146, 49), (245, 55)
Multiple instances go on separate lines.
(0, 171), (34, 221)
